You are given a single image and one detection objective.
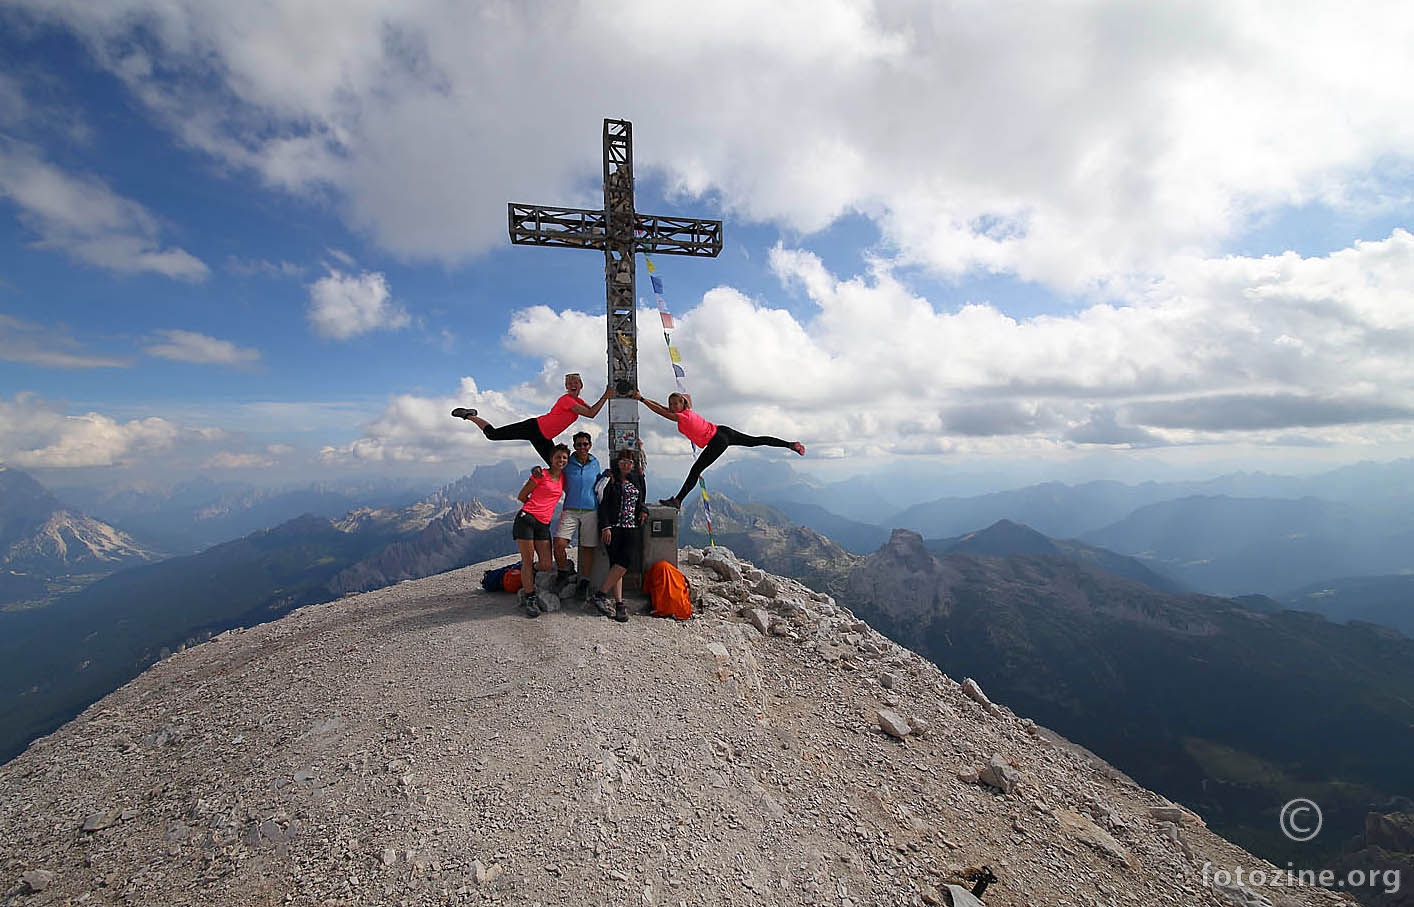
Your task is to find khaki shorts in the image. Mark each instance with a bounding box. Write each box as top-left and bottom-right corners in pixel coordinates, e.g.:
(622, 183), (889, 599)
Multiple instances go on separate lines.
(554, 508), (598, 543)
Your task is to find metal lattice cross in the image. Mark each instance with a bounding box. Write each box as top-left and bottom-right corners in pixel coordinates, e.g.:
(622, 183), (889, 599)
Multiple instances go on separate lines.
(508, 119), (723, 455)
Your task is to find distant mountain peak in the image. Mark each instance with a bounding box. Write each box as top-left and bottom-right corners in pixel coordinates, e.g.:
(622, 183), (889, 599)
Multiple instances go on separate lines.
(1, 468), (157, 575)
(946, 519), (1059, 557)
(918, 520), (1186, 594)
(877, 528), (938, 571)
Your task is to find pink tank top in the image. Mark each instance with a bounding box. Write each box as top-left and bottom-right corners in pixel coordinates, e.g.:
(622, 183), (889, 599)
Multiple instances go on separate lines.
(521, 470), (563, 523)
(536, 394), (585, 439)
(676, 409), (718, 448)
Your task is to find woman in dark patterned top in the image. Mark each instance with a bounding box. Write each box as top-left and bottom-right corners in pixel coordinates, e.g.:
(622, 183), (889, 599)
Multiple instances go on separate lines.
(591, 448), (648, 623)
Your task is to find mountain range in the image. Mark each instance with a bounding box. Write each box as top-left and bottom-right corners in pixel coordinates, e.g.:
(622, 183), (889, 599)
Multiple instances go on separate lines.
(0, 470), (527, 765)
(835, 528), (1414, 867)
(685, 504), (1414, 892)
(927, 518), (1189, 594)
(703, 457), (1414, 603)
(1080, 494), (1414, 596)
(51, 474), (432, 554)
(4, 458), (1413, 902)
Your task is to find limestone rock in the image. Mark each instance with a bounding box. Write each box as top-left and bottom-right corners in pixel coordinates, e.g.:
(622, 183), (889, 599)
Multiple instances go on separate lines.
(877, 709), (911, 739)
(81, 808), (121, 832)
(22, 870), (55, 892)
(961, 678), (1004, 717)
(537, 589), (562, 612)
(943, 886), (985, 907)
(1054, 808), (1137, 869)
(702, 547), (743, 582)
(978, 754), (1020, 794)
(743, 608), (772, 635)
(474, 860), (503, 885)
(1147, 803), (1204, 827)
(1212, 882), (1275, 907)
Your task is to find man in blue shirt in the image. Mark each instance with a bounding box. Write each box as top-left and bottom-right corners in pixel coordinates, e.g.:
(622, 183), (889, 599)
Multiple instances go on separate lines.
(553, 431), (601, 596)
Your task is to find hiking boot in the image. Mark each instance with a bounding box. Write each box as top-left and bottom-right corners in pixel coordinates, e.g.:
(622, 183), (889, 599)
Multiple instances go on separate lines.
(591, 591), (614, 618)
(612, 601), (629, 623)
(451, 407), (478, 419)
(658, 497), (680, 508)
(522, 592), (541, 618)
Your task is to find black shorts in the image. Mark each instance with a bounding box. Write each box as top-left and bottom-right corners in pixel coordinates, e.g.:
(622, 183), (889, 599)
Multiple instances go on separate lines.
(605, 525), (640, 569)
(513, 510), (551, 541)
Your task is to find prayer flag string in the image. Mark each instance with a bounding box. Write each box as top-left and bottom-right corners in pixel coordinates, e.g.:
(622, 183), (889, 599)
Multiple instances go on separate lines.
(645, 255), (714, 545)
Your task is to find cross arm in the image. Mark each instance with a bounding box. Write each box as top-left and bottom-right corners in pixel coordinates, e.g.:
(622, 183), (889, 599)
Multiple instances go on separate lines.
(633, 214), (723, 258)
(508, 203), (609, 249)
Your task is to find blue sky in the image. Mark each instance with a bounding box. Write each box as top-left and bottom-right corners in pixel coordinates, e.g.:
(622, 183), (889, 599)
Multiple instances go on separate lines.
(2, 1), (1413, 495)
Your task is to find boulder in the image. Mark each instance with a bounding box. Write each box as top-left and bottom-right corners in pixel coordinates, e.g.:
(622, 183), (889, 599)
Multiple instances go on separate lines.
(877, 710), (911, 739)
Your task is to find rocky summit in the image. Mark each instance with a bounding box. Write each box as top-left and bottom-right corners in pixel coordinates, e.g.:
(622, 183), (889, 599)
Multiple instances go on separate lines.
(0, 547), (1352, 907)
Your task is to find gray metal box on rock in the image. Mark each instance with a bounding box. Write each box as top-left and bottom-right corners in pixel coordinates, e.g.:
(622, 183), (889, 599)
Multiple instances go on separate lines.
(584, 504), (678, 595)
(640, 504), (679, 574)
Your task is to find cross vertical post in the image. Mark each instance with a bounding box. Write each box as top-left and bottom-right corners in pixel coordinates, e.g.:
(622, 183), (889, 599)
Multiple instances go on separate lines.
(602, 120), (638, 455)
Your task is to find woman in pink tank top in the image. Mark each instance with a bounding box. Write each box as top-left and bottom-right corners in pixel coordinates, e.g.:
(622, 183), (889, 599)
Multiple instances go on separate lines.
(634, 391), (805, 508)
(511, 443), (569, 618)
(452, 373), (612, 465)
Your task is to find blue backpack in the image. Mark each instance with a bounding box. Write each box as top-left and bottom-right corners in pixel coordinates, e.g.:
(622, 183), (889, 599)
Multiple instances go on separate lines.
(481, 564), (517, 592)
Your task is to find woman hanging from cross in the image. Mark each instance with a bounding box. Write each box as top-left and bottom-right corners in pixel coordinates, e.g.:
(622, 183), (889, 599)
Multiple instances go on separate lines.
(633, 390), (804, 508)
(452, 373), (613, 465)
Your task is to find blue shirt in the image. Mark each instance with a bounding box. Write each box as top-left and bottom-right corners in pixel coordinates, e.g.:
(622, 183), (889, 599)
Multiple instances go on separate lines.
(561, 453), (601, 509)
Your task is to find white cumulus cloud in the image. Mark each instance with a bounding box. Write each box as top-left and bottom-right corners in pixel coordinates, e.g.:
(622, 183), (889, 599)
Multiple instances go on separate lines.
(321, 229), (1414, 469)
(306, 269), (409, 340)
(0, 141), (209, 279)
(0, 393), (223, 468)
(0, 315), (129, 368)
(204, 451), (275, 469)
(6, 0), (1413, 289)
(144, 329), (260, 366)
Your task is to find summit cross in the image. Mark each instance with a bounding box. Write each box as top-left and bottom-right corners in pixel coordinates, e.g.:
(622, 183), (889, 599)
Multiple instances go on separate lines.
(508, 118), (723, 455)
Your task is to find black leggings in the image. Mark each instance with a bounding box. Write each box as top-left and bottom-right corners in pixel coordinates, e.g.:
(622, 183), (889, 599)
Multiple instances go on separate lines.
(674, 424), (794, 501)
(482, 418), (556, 465)
(605, 525), (641, 570)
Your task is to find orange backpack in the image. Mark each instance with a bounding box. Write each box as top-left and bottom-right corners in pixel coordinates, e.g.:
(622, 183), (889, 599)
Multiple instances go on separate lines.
(644, 560), (692, 620)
